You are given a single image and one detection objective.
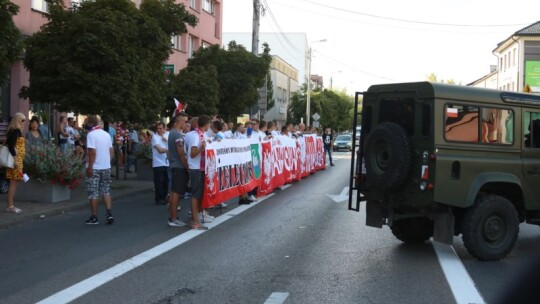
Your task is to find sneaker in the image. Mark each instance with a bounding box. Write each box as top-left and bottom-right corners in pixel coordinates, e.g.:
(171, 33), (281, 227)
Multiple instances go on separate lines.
(199, 213), (214, 223)
(106, 214), (114, 225)
(239, 199), (251, 205)
(331, 163), (335, 166)
(248, 195), (257, 202)
(85, 216), (99, 225)
(168, 218), (186, 227)
(191, 222), (208, 230)
(219, 202), (228, 208)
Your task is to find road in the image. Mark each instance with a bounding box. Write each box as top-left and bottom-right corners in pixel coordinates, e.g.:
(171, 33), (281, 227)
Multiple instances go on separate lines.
(1, 151), (539, 304)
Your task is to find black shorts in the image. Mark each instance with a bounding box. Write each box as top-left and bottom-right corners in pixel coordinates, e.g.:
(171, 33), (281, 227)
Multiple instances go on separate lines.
(171, 168), (188, 195)
(189, 169), (205, 200)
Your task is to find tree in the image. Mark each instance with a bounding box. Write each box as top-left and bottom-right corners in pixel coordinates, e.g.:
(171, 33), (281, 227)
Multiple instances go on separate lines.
(166, 65), (219, 117)
(426, 72), (456, 85)
(0, 0), (23, 86)
(288, 85), (353, 131)
(265, 72), (274, 112)
(187, 41), (272, 121)
(21, 0), (196, 123)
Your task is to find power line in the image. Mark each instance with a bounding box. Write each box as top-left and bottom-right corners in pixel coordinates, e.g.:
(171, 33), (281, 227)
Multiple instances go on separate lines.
(296, 0), (528, 27)
(270, 0), (510, 35)
(261, 0), (304, 55)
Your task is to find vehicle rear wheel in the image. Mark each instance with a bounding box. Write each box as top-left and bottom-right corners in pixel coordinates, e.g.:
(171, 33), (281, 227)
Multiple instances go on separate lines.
(364, 122), (412, 189)
(461, 194), (519, 261)
(391, 217), (433, 243)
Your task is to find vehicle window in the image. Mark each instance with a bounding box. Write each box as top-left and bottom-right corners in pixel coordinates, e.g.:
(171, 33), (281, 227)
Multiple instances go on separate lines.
(444, 104), (479, 143)
(336, 135), (351, 141)
(379, 98), (415, 136)
(524, 112), (540, 148)
(445, 104), (513, 144)
(480, 107), (513, 144)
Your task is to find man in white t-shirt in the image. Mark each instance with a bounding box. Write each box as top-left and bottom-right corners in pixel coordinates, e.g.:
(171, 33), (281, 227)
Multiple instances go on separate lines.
(222, 122), (233, 139)
(234, 123), (247, 139)
(152, 122), (169, 205)
(185, 115), (213, 230)
(85, 115), (114, 225)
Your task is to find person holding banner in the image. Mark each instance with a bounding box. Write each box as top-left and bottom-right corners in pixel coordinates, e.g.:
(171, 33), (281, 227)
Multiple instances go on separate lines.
(322, 127), (335, 166)
(167, 113), (189, 227)
(152, 122), (169, 205)
(185, 115), (213, 229)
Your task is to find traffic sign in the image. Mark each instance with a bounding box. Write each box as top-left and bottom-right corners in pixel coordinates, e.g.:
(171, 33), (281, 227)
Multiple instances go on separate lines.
(312, 112), (320, 121)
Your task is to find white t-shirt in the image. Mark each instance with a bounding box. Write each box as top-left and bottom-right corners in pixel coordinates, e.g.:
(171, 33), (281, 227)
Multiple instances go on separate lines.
(151, 133), (169, 168)
(223, 130), (233, 139)
(234, 131), (247, 139)
(86, 129), (112, 170)
(66, 126), (75, 145)
(185, 130), (201, 170)
(130, 130), (139, 143)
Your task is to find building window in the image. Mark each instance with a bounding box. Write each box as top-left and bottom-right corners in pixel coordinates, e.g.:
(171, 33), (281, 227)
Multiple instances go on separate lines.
(189, 0), (197, 9)
(171, 35), (179, 50)
(32, 0), (48, 12)
(203, 0), (214, 14)
(188, 36), (196, 58)
(513, 48), (516, 66)
(201, 42), (211, 49)
(500, 58), (503, 71)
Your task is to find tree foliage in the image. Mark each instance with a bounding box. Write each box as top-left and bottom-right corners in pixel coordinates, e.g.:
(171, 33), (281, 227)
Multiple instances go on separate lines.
(187, 41), (272, 121)
(166, 65), (219, 117)
(426, 72), (456, 84)
(288, 85), (354, 131)
(21, 0), (196, 123)
(0, 0), (23, 86)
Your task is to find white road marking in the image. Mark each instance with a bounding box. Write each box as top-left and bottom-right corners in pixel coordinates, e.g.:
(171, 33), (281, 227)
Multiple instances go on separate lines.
(37, 193), (275, 304)
(432, 241), (485, 304)
(279, 184), (292, 190)
(264, 292), (289, 304)
(326, 186), (349, 203)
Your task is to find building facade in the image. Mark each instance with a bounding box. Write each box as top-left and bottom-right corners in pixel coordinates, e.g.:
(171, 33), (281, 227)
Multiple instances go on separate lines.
(2, 0), (221, 122)
(222, 32), (308, 82)
(264, 55), (299, 125)
(491, 21), (540, 92)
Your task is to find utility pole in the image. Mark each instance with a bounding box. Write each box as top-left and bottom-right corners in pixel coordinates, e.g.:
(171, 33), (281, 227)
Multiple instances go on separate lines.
(251, 0), (262, 119)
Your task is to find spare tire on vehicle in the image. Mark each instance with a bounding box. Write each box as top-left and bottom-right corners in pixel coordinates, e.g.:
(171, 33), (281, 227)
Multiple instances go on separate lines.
(364, 122), (412, 189)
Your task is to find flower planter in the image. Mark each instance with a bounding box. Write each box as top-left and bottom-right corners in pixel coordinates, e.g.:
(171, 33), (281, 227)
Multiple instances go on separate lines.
(136, 159), (154, 181)
(15, 179), (71, 203)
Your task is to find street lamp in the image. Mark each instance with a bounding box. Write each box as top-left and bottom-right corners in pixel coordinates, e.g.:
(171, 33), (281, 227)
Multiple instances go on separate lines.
(306, 39), (326, 127)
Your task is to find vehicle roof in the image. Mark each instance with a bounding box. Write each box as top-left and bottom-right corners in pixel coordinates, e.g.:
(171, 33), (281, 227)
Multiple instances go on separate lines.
(365, 81), (540, 106)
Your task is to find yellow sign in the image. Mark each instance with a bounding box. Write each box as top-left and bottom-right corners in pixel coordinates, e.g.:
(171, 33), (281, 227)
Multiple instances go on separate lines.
(523, 83), (532, 93)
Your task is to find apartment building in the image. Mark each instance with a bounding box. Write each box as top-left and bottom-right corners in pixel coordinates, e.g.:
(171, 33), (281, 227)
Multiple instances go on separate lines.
(1, 0), (222, 122)
(491, 20), (540, 92)
(264, 55), (299, 125)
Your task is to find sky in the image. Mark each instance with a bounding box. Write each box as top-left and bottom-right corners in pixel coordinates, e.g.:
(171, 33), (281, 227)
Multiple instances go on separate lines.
(222, 0), (540, 94)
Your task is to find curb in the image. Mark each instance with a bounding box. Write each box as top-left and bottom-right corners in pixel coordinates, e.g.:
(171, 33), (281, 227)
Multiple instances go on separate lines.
(0, 186), (152, 230)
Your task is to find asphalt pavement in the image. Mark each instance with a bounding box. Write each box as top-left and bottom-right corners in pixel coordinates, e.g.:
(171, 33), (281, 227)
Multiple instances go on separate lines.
(1, 152), (539, 304)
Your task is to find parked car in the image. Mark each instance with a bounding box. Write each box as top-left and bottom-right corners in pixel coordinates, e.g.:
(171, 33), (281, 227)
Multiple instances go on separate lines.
(333, 134), (353, 151)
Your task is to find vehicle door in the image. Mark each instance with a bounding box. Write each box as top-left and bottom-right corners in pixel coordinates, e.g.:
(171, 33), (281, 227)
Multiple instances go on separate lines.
(521, 109), (540, 210)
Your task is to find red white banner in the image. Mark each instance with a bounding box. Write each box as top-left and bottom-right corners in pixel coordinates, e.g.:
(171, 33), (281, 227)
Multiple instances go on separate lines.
(203, 135), (325, 207)
(203, 138), (260, 208)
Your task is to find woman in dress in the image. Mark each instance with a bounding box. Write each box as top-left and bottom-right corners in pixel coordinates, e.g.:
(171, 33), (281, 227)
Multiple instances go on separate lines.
(5, 113), (26, 213)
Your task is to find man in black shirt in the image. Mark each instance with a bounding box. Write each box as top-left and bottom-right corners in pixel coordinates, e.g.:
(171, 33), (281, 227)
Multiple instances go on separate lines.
(322, 128), (335, 166)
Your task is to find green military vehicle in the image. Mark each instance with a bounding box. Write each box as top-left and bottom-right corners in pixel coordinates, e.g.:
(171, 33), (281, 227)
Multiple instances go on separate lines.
(349, 81), (540, 261)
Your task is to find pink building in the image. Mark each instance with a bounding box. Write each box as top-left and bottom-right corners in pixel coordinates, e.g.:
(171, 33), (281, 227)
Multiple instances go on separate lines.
(1, 0), (222, 121)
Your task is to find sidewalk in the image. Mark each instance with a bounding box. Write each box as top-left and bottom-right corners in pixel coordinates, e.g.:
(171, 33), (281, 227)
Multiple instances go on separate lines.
(0, 171), (153, 230)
